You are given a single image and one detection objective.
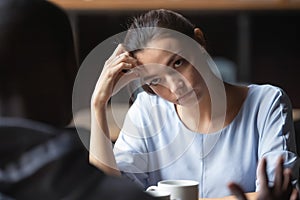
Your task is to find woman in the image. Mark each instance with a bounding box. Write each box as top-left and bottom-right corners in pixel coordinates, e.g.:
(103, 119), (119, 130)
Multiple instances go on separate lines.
(90, 9), (298, 198)
(0, 1), (152, 199)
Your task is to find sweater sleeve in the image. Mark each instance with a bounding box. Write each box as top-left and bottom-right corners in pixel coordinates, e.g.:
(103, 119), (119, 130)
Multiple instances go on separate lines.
(256, 86), (299, 190)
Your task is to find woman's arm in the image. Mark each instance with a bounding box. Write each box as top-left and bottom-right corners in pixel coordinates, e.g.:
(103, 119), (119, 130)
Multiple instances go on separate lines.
(257, 87), (298, 180)
(89, 44), (138, 176)
(90, 103), (121, 176)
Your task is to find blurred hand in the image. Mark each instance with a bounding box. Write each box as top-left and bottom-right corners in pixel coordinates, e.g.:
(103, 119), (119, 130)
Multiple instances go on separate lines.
(228, 157), (299, 200)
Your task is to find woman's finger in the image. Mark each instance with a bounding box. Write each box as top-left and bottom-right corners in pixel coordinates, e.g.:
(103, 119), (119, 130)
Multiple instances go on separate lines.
(258, 158), (269, 190)
(274, 156), (284, 192)
(105, 51), (129, 67)
(110, 53), (137, 69)
(109, 43), (127, 60)
(227, 182), (248, 200)
(282, 169), (292, 192)
(112, 70), (139, 96)
(289, 188), (299, 200)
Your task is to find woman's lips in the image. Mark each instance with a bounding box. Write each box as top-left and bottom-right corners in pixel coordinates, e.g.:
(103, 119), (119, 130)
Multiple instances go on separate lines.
(176, 90), (194, 104)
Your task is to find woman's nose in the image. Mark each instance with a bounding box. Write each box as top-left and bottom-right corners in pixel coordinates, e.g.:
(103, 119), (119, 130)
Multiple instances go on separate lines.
(166, 75), (184, 94)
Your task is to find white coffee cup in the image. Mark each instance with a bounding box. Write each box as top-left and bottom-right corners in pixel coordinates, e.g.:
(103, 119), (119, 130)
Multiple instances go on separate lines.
(146, 180), (199, 200)
(145, 190), (171, 200)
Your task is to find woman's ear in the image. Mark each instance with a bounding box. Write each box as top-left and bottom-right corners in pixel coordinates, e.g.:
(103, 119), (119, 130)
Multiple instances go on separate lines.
(194, 28), (206, 49)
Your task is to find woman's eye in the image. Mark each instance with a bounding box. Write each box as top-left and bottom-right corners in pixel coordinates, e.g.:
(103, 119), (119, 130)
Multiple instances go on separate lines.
(149, 78), (161, 86)
(174, 59), (184, 68)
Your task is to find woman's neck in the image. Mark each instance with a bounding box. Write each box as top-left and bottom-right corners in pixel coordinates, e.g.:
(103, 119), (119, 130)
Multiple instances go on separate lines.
(176, 82), (248, 134)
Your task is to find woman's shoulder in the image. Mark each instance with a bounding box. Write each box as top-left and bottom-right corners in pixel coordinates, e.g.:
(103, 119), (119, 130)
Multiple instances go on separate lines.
(246, 84), (289, 103)
(244, 83), (292, 112)
(248, 84), (285, 96)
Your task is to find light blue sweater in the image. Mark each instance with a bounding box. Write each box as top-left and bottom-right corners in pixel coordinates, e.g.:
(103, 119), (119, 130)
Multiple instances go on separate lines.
(114, 84), (298, 198)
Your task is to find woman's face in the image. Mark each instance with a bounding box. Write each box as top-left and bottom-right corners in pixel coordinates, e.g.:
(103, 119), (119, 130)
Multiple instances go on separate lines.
(135, 37), (207, 106)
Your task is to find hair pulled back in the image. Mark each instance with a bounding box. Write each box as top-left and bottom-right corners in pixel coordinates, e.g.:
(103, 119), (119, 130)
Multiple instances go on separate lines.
(124, 9), (206, 53)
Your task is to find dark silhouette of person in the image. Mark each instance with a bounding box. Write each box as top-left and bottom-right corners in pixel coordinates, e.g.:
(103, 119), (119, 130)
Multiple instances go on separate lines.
(0, 0), (153, 199)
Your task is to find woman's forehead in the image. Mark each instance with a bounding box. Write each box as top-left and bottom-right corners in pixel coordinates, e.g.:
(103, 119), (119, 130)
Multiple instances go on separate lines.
(134, 36), (197, 61)
(135, 38), (185, 62)
(146, 37), (182, 51)
(135, 48), (176, 64)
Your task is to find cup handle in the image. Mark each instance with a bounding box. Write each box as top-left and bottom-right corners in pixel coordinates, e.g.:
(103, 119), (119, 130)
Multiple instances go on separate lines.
(146, 185), (158, 191)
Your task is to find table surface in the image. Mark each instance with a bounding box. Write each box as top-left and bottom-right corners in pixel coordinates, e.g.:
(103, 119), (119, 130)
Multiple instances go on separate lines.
(199, 192), (257, 199)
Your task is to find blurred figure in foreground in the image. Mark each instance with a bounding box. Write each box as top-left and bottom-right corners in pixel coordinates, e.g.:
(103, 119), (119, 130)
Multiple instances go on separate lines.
(0, 0), (152, 199)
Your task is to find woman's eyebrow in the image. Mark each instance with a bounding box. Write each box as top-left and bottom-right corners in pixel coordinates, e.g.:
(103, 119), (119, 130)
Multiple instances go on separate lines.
(166, 51), (183, 66)
(166, 54), (177, 66)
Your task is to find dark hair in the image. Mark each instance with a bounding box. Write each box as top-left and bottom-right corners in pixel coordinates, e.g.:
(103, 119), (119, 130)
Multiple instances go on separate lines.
(0, 0), (77, 127)
(124, 9), (206, 94)
(124, 9), (206, 50)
